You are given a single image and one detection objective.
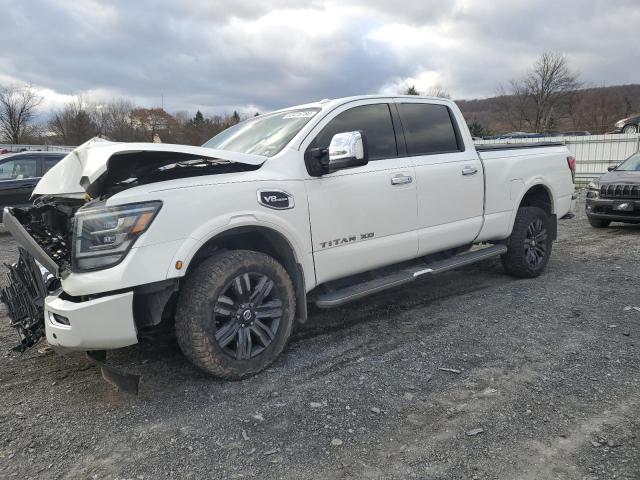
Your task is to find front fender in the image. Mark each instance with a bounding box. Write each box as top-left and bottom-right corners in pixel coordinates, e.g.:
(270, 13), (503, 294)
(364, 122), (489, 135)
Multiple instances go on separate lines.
(166, 212), (316, 291)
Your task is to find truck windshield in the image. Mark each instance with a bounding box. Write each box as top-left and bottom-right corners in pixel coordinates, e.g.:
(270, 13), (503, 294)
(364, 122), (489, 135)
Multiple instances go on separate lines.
(202, 108), (320, 157)
(616, 152), (640, 171)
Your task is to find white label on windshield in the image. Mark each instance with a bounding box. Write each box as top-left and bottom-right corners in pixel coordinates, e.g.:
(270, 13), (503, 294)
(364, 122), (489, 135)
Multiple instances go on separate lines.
(282, 111), (317, 119)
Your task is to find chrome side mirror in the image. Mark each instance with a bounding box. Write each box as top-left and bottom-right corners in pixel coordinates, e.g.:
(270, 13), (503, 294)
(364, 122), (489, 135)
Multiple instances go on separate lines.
(304, 130), (369, 177)
(325, 131), (368, 174)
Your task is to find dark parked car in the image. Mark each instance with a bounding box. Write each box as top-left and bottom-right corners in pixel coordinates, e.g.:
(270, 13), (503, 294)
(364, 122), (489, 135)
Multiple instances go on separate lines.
(586, 151), (640, 227)
(614, 114), (640, 134)
(0, 151), (66, 221)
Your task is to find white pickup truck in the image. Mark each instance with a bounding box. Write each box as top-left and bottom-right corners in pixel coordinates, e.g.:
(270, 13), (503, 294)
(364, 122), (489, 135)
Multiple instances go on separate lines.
(1, 95), (576, 387)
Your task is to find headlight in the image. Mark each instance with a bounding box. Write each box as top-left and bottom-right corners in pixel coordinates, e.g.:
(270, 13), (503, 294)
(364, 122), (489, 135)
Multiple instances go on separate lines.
(73, 201), (162, 271)
(586, 181), (599, 199)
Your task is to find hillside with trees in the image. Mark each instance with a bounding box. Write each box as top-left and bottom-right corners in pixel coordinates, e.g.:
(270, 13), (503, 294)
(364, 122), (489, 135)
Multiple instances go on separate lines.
(457, 83), (640, 136)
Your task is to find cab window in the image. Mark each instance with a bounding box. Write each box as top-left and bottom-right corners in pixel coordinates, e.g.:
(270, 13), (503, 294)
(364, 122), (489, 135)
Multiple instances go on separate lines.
(397, 103), (462, 155)
(312, 104), (398, 160)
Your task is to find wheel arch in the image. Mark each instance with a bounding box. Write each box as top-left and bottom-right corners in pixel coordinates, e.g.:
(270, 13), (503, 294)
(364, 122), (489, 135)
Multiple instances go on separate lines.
(518, 183), (554, 215)
(184, 225), (309, 323)
(510, 182), (557, 240)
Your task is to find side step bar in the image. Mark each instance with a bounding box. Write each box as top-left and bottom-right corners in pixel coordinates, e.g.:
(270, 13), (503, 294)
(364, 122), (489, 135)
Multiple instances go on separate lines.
(315, 244), (507, 308)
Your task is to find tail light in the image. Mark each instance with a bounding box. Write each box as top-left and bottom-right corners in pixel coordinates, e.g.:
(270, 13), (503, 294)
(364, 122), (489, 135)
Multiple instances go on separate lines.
(567, 155), (576, 183)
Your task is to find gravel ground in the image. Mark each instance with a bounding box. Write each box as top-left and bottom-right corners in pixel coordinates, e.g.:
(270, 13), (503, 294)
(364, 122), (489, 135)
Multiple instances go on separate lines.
(0, 198), (639, 480)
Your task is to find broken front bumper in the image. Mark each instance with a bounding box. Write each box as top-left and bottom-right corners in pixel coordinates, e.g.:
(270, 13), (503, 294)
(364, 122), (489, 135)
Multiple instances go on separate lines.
(45, 290), (138, 351)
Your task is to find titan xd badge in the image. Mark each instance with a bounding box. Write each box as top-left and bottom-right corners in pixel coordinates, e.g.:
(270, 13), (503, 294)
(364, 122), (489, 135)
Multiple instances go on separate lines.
(320, 232), (374, 248)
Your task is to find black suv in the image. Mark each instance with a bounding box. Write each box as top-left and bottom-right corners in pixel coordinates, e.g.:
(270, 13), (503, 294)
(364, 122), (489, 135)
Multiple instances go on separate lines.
(586, 151), (640, 227)
(0, 151), (66, 221)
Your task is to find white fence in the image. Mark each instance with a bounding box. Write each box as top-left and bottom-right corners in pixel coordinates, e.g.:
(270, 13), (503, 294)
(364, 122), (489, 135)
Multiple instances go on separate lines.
(0, 144), (75, 153)
(476, 133), (640, 185)
(3, 135), (639, 186)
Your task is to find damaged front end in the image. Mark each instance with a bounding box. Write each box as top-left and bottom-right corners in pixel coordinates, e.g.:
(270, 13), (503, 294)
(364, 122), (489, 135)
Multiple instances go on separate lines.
(1, 197), (84, 350)
(0, 139), (266, 360)
(0, 248), (54, 351)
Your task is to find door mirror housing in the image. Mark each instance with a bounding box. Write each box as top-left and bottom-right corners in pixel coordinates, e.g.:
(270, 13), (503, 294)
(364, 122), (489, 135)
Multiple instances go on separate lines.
(607, 165), (617, 172)
(305, 131), (368, 176)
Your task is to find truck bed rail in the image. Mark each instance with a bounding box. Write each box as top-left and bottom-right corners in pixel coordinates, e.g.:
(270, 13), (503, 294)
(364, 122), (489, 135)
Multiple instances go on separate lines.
(475, 142), (564, 152)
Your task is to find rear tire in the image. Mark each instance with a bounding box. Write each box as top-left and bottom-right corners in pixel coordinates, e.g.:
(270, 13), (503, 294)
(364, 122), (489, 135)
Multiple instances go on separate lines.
(501, 207), (553, 278)
(175, 250), (296, 379)
(588, 217), (611, 228)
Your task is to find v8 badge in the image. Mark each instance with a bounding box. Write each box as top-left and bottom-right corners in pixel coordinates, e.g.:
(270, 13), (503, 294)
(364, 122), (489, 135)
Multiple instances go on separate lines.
(257, 189), (295, 210)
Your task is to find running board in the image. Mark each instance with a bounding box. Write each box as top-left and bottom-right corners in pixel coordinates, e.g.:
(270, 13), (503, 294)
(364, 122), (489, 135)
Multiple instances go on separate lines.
(315, 244), (507, 308)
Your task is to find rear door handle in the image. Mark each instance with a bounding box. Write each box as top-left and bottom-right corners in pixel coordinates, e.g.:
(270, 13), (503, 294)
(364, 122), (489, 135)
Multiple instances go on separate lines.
(461, 166), (478, 176)
(391, 174), (413, 185)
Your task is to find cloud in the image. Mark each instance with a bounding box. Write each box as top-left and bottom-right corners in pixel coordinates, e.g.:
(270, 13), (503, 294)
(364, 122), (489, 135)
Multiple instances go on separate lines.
(0, 0), (637, 116)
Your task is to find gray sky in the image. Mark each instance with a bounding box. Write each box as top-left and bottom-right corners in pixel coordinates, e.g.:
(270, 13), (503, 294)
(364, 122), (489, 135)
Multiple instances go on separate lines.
(1, 0), (639, 116)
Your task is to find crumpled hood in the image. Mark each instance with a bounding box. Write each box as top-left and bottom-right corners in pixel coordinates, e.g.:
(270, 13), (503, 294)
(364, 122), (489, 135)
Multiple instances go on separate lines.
(33, 137), (268, 197)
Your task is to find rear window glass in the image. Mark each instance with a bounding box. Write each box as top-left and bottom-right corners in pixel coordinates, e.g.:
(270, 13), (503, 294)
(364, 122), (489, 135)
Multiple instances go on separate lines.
(397, 103), (461, 155)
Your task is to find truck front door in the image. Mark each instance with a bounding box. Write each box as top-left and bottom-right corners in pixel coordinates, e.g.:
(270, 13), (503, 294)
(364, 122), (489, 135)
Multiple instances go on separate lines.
(304, 101), (418, 285)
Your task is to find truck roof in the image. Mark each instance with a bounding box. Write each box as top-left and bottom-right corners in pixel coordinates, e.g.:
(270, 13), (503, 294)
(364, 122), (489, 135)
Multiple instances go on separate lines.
(272, 94), (453, 114)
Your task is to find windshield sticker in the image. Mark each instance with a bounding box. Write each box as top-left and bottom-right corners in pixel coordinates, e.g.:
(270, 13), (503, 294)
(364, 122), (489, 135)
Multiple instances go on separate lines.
(282, 111), (317, 119)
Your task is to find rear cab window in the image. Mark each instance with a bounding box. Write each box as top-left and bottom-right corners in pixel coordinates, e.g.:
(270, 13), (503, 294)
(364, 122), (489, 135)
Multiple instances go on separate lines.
(396, 103), (464, 155)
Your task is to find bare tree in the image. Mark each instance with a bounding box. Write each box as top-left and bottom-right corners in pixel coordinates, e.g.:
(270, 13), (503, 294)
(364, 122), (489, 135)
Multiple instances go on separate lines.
(92, 99), (137, 141)
(49, 96), (98, 145)
(498, 52), (580, 132)
(426, 84), (451, 99)
(566, 86), (626, 134)
(495, 83), (532, 131)
(0, 84), (43, 143)
(403, 84), (451, 98)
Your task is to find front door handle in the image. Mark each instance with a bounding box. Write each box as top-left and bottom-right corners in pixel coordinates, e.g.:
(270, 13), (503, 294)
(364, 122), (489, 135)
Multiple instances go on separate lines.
(461, 166), (478, 176)
(391, 174), (413, 185)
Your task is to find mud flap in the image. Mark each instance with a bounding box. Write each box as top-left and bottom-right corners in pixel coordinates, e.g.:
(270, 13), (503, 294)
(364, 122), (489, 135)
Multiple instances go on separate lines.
(86, 350), (140, 395)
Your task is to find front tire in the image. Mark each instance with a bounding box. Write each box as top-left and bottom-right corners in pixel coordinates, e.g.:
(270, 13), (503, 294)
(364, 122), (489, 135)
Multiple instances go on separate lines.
(622, 124), (638, 134)
(588, 217), (611, 228)
(175, 250), (296, 379)
(501, 207), (553, 278)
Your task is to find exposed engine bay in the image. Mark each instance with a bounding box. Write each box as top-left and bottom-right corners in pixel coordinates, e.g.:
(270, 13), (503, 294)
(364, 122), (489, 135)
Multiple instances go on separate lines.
(1, 150), (261, 353)
(10, 197), (85, 272)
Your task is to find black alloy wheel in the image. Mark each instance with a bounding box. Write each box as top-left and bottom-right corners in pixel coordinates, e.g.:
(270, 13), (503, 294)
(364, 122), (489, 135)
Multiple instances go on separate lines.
(213, 273), (282, 360)
(175, 249), (296, 379)
(501, 206), (553, 278)
(524, 217), (548, 269)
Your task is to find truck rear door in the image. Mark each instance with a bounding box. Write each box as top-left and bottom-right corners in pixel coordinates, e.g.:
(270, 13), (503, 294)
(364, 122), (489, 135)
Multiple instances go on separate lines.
(393, 99), (484, 256)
